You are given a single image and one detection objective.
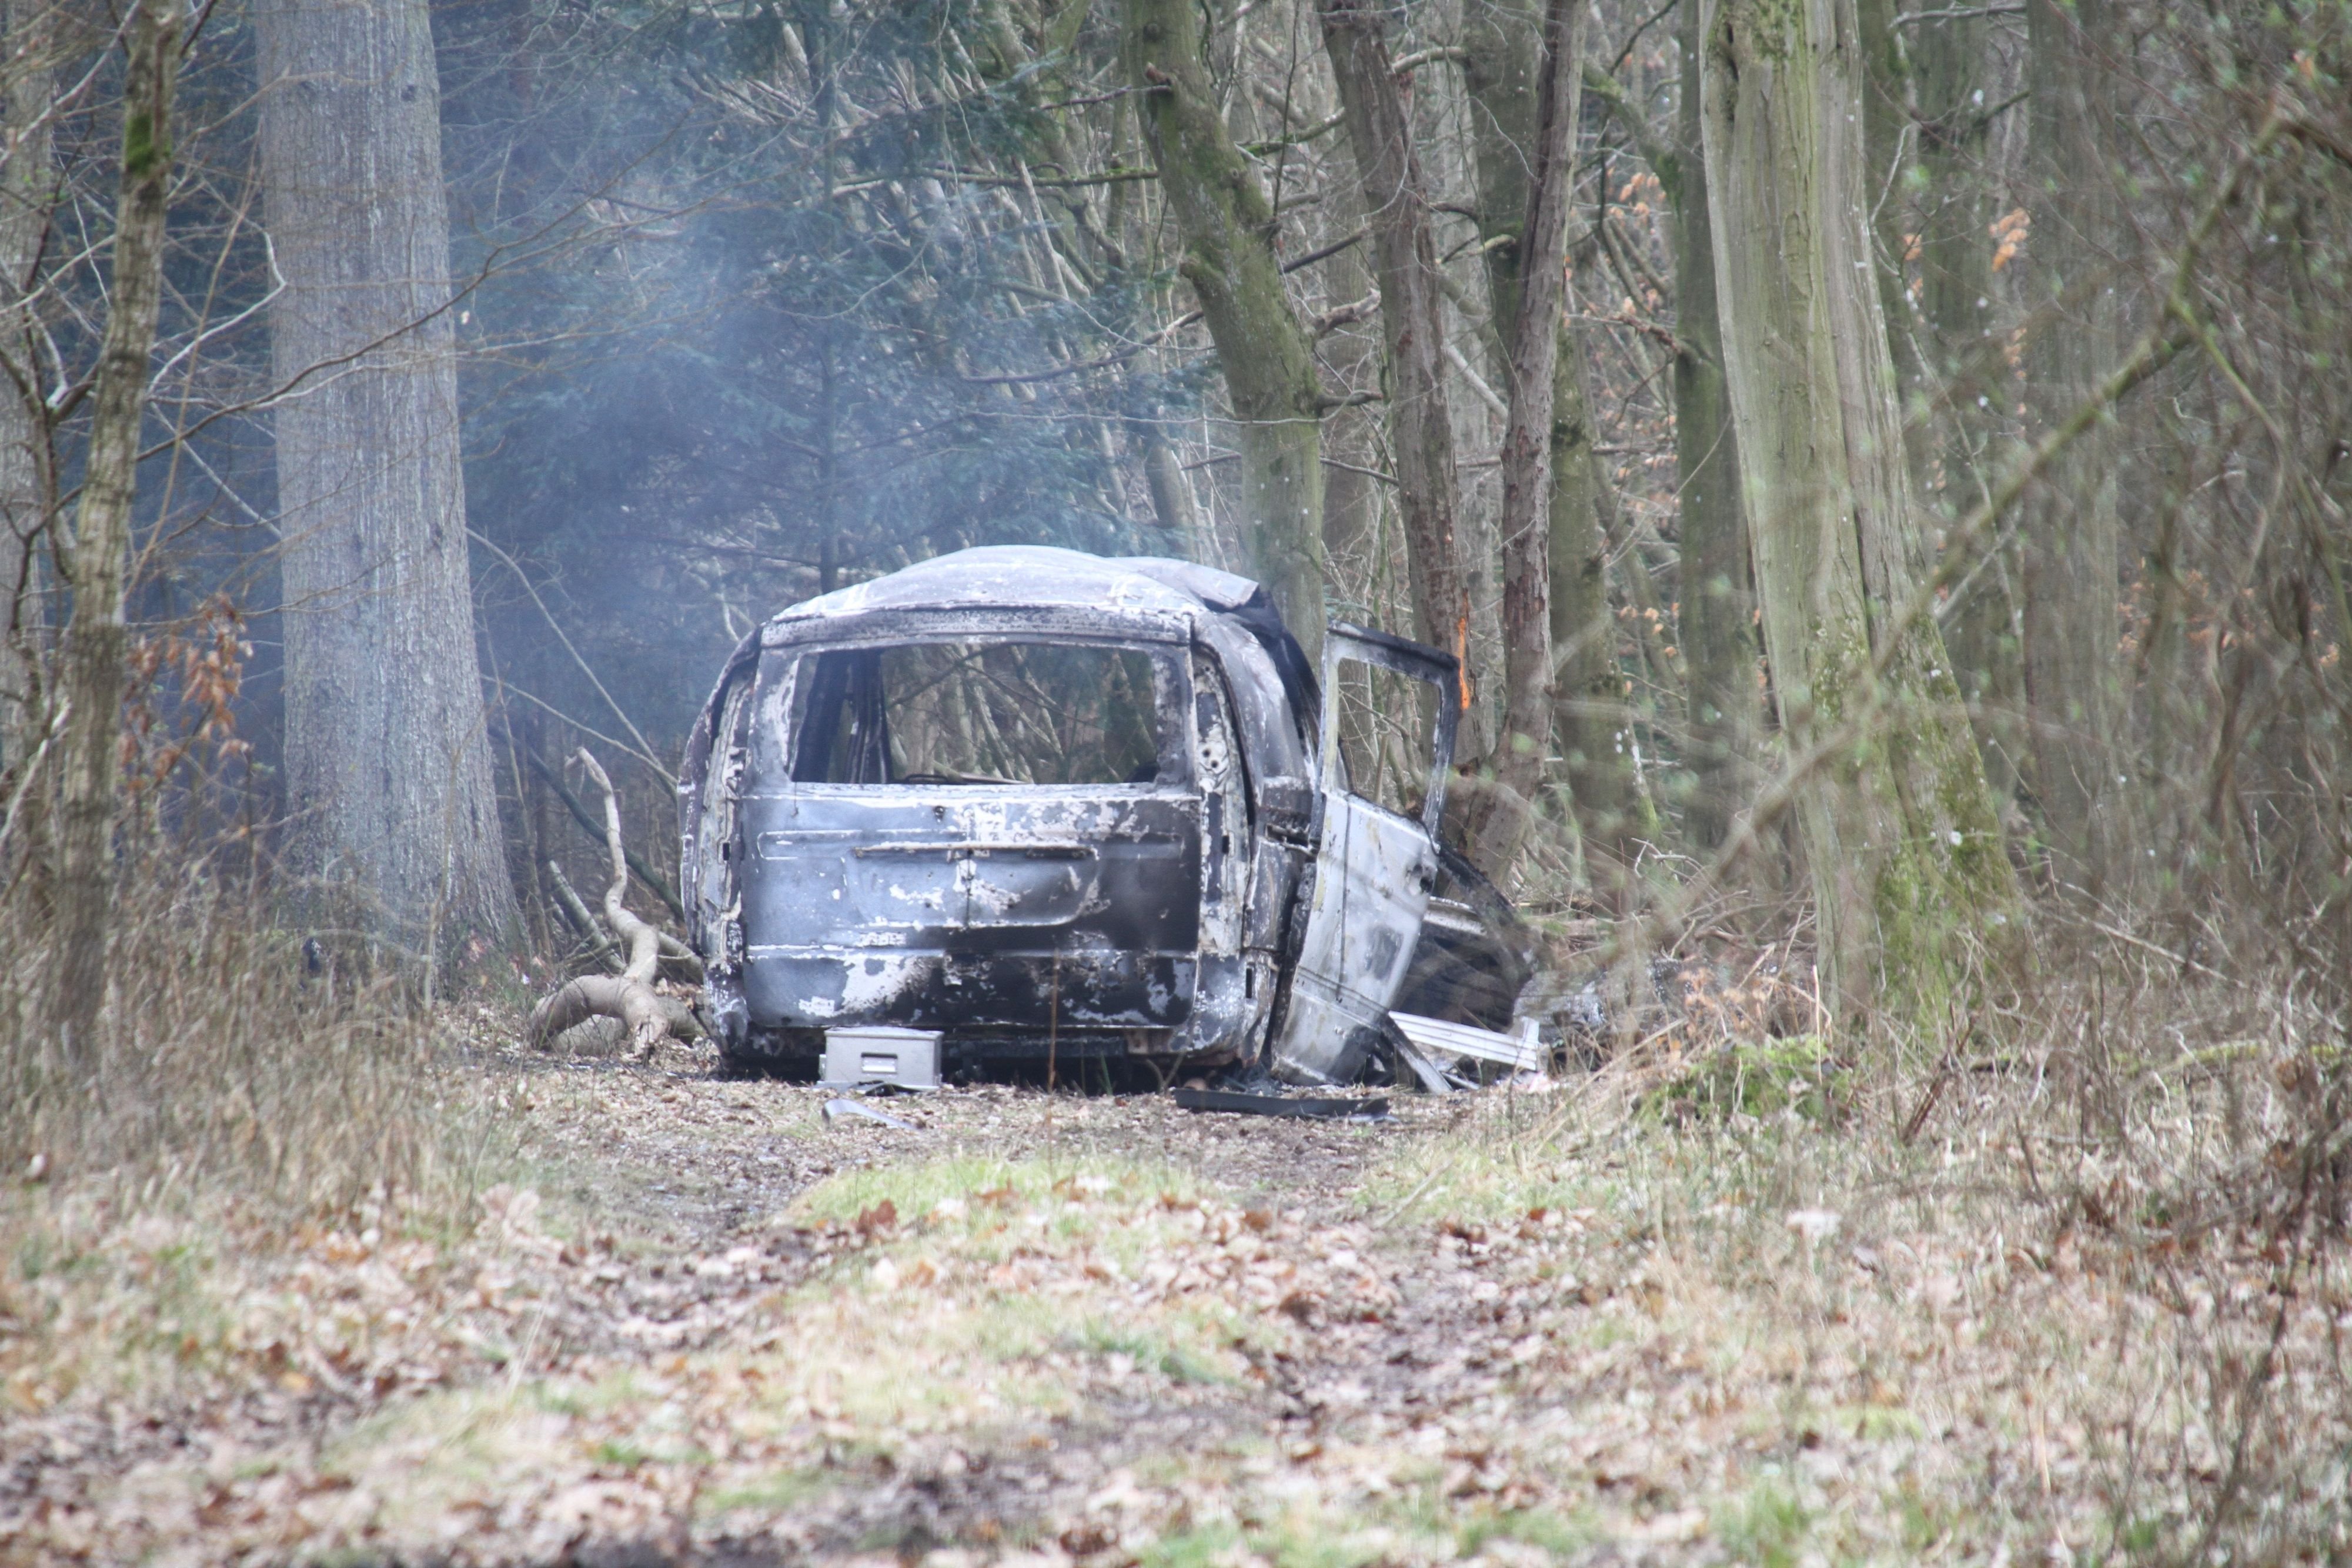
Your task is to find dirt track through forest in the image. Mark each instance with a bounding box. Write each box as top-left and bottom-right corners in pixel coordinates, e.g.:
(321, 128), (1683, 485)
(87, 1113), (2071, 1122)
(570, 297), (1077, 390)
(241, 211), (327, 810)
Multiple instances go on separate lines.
(17, 1041), (2334, 1564)
(5, 1052), (1611, 1566)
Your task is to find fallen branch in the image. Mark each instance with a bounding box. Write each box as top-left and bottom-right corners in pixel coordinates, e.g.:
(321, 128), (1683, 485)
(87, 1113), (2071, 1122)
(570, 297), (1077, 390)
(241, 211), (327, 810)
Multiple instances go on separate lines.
(526, 746), (686, 920)
(549, 855), (704, 982)
(548, 860), (624, 973)
(529, 748), (702, 1057)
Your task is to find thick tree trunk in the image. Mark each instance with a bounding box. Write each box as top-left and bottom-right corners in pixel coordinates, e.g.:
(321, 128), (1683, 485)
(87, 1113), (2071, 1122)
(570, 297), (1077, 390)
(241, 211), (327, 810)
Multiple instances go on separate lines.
(1317, 0), (1468, 673)
(0, 0), (51, 772)
(1913, 5), (2023, 807)
(1700, 0), (2018, 1029)
(1458, 0), (1588, 877)
(1668, 0), (1758, 855)
(2020, 0), (2125, 895)
(1477, 0), (1584, 877)
(1855, 0), (1922, 412)
(50, 0), (179, 1064)
(256, 0), (517, 950)
(1124, 0), (1326, 664)
(1544, 333), (1635, 887)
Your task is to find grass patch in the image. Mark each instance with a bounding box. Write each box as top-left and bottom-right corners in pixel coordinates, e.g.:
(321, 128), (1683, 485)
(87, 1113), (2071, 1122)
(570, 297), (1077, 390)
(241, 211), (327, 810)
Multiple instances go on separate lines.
(699, 1465), (842, 1517)
(1062, 1318), (1231, 1385)
(1715, 1475), (1810, 1568)
(787, 1151), (1208, 1228)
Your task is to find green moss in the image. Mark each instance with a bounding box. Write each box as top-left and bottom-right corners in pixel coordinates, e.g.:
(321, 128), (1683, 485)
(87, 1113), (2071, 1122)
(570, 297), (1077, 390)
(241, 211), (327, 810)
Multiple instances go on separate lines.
(1784, 603), (2019, 1039)
(1654, 1034), (1850, 1124)
(122, 112), (168, 180)
(1062, 1319), (1230, 1386)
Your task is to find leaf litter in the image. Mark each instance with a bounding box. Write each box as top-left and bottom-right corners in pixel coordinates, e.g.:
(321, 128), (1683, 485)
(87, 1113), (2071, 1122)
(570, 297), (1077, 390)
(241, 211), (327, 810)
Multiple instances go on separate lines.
(3, 1041), (2347, 1564)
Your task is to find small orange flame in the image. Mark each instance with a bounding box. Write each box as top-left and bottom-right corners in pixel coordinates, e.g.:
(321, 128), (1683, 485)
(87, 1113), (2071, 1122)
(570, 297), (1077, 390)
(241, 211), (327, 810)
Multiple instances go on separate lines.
(1454, 616), (1471, 710)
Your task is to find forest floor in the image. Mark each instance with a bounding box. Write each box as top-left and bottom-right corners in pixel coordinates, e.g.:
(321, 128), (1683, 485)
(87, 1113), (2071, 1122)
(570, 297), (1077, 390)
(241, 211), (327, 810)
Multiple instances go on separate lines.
(3, 1028), (2344, 1565)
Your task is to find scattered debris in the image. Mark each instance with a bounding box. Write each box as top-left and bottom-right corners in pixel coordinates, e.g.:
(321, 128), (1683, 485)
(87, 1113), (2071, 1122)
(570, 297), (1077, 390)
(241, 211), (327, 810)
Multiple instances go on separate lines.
(1172, 1088), (1389, 1121)
(1389, 1031), (1461, 1094)
(822, 1097), (919, 1130)
(1388, 1011), (1548, 1075)
(820, 1026), (942, 1089)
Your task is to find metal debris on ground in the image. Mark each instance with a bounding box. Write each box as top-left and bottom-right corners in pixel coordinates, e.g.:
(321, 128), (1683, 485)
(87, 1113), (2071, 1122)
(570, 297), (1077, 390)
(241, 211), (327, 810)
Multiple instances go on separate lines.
(1389, 1032), (1462, 1094)
(1171, 1088), (1390, 1121)
(821, 1098), (918, 1130)
(820, 1026), (941, 1089)
(1388, 1011), (1548, 1075)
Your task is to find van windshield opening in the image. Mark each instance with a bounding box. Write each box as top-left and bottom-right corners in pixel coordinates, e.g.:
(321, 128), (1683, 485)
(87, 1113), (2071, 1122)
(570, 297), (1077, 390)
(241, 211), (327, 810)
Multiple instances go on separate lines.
(789, 641), (1168, 786)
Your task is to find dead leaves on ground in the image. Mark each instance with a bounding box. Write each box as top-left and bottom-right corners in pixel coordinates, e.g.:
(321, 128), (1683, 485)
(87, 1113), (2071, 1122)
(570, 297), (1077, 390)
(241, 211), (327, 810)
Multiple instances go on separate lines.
(6, 1074), (2350, 1565)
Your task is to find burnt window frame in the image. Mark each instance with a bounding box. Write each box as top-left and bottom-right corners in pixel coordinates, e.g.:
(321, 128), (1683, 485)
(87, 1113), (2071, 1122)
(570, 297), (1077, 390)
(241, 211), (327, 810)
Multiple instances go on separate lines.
(751, 632), (1198, 792)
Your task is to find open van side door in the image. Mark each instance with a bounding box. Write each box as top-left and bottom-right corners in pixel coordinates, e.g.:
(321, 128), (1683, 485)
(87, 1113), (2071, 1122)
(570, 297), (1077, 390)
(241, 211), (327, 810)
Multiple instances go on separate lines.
(1265, 623), (1461, 1084)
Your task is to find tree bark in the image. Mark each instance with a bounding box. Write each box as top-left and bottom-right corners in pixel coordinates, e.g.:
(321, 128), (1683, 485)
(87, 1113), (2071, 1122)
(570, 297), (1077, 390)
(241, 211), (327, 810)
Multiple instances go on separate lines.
(50, 0), (179, 1064)
(1912, 4), (2023, 807)
(1317, 0), (1468, 680)
(1124, 0), (1327, 664)
(1855, 0), (1922, 411)
(1666, 1), (1760, 859)
(1544, 320), (1637, 888)
(2019, 0), (2125, 895)
(0, 0), (52, 773)
(256, 0), (518, 950)
(1141, 432), (1204, 549)
(1456, 0), (1588, 877)
(1585, 7), (1761, 858)
(1699, 0), (2019, 1029)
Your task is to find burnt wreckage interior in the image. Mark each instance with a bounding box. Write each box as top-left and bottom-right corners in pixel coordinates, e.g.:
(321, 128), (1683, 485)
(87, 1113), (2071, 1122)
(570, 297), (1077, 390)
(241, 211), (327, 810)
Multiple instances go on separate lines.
(679, 547), (1529, 1085)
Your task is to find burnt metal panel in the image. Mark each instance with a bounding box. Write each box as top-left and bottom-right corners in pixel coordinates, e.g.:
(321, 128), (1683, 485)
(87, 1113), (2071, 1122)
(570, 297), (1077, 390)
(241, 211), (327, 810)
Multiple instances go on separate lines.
(1265, 624), (1458, 1084)
(739, 790), (1206, 1031)
(681, 546), (1515, 1082)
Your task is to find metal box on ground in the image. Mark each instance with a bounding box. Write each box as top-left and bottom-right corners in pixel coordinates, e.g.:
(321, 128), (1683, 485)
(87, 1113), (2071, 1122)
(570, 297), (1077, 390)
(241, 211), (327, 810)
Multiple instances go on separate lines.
(821, 1027), (943, 1089)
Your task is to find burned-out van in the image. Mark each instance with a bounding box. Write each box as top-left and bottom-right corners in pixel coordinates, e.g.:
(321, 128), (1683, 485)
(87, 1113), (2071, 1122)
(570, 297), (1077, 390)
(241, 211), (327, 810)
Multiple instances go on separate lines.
(678, 547), (1525, 1085)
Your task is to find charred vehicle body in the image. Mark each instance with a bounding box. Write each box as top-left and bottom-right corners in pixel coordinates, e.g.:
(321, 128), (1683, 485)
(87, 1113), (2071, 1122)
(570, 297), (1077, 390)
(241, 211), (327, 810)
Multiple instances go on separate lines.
(679, 547), (1527, 1085)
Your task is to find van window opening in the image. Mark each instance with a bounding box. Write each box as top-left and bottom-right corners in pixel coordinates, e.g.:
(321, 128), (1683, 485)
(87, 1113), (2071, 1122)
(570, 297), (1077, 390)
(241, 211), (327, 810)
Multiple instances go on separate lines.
(787, 641), (1169, 786)
(1331, 656), (1439, 820)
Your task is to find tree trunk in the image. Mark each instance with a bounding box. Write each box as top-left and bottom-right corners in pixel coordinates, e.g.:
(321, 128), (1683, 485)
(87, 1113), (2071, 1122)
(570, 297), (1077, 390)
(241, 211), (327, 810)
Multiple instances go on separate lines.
(1317, 0), (1468, 676)
(1912, 4), (2024, 808)
(1700, 0), (2019, 1030)
(256, 0), (518, 951)
(1855, 0), (1922, 412)
(1141, 432), (1204, 549)
(50, 0), (179, 1065)
(1458, 0), (1588, 877)
(1124, 0), (1326, 663)
(1661, 0), (1759, 855)
(0, 0), (51, 773)
(1314, 171), (1380, 594)
(1545, 313), (1638, 892)
(2019, 0), (2124, 895)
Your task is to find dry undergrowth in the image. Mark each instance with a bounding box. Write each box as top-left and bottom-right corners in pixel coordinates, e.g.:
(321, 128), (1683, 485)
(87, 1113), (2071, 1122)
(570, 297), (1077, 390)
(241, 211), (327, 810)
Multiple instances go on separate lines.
(2, 985), (2344, 1564)
(2, 873), (2346, 1565)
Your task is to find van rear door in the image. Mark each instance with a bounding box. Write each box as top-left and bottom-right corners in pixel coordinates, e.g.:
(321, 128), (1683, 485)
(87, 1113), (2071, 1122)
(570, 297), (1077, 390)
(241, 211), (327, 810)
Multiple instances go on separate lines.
(737, 638), (1202, 1035)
